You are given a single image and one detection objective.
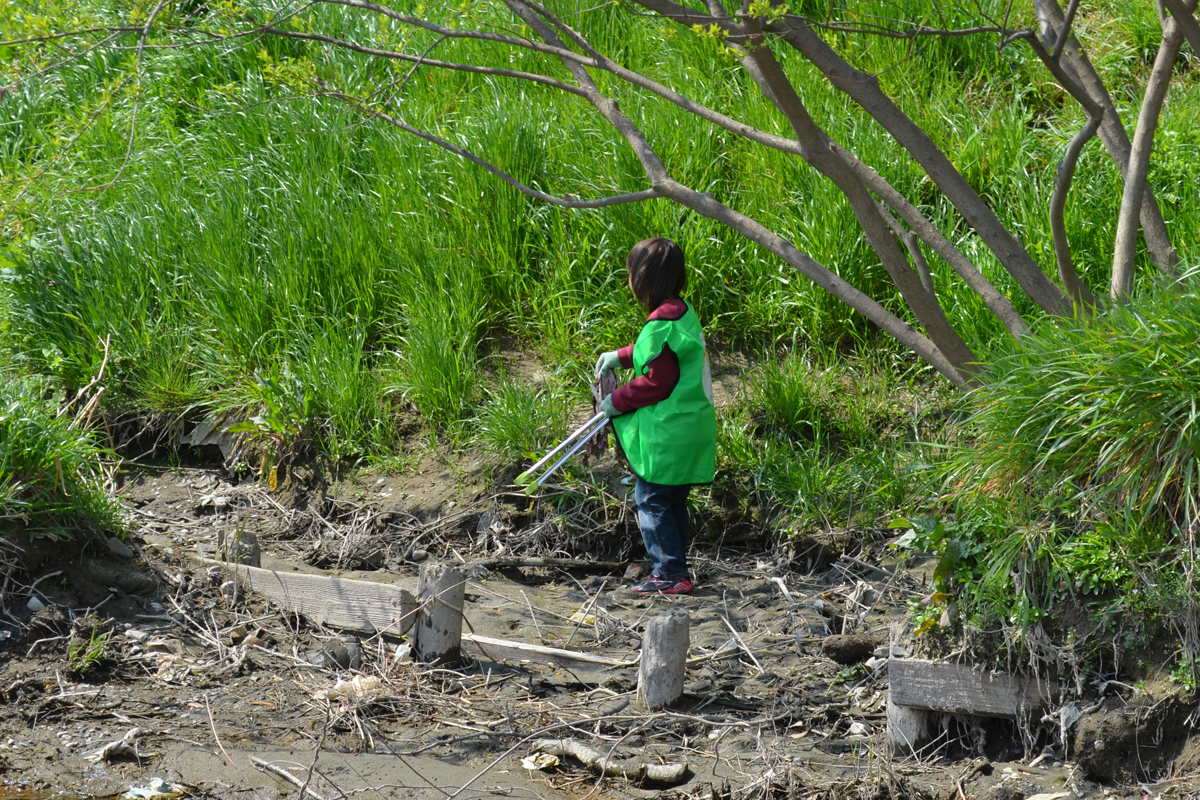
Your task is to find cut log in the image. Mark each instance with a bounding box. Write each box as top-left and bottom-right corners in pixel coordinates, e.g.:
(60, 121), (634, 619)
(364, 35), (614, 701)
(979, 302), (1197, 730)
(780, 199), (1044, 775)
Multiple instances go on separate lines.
(209, 560), (416, 635)
(461, 633), (638, 669)
(889, 657), (1057, 718)
(528, 738), (687, 783)
(638, 608), (689, 710)
(414, 563), (465, 666)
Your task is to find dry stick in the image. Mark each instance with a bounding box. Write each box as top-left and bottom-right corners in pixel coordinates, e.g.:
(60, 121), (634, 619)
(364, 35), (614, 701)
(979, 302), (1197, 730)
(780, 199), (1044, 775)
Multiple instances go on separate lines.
(296, 709), (330, 800)
(719, 613), (763, 675)
(564, 579), (607, 649)
(250, 757), (329, 800)
(205, 695), (255, 788)
(518, 589), (545, 643)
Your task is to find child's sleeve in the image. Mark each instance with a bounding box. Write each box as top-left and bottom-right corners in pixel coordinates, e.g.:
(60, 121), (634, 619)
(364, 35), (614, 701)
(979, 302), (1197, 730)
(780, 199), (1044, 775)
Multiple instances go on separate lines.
(611, 345), (680, 413)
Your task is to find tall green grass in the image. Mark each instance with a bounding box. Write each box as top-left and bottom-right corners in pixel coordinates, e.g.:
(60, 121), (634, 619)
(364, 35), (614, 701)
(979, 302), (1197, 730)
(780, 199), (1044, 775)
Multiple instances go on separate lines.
(1, 0), (1197, 466)
(956, 272), (1200, 532)
(0, 377), (122, 538)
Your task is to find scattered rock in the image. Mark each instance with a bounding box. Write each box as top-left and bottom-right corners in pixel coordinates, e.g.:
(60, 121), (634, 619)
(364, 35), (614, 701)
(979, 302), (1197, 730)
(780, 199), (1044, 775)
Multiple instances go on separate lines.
(821, 634), (874, 665)
(409, 549), (429, 563)
(107, 537), (135, 559)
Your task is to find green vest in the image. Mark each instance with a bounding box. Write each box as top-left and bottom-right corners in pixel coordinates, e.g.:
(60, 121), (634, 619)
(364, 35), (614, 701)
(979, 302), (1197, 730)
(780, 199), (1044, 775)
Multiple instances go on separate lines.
(613, 301), (716, 485)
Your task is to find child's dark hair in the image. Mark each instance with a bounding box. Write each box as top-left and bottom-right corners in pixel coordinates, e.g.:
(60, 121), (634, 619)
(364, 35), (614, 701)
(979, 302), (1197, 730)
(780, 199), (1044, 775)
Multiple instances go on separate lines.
(627, 237), (686, 311)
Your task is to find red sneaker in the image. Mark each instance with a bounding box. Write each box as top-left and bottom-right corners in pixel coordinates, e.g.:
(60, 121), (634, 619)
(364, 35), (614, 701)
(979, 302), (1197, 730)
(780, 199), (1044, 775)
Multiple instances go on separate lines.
(631, 576), (694, 595)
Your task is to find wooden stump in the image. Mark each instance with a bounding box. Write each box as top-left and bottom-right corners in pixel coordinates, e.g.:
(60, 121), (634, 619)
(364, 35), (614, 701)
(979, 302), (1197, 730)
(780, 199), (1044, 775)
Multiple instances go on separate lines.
(415, 564), (465, 666)
(637, 608), (689, 710)
(886, 694), (930, 754)
(216, 527), (260, 568)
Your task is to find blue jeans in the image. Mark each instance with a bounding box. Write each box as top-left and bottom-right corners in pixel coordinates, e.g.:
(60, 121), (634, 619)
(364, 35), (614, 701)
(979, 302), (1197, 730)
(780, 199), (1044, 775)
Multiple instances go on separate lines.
(635, 478), (691, 581)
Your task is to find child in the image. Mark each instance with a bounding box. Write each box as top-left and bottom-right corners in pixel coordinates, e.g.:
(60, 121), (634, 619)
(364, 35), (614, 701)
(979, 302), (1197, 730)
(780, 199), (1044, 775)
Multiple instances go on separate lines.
(595, 238), (716, 595)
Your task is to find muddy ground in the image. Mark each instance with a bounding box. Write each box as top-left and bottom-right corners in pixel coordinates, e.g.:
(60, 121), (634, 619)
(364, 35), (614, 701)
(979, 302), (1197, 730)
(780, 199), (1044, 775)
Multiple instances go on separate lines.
(1, 458), (1197, 800)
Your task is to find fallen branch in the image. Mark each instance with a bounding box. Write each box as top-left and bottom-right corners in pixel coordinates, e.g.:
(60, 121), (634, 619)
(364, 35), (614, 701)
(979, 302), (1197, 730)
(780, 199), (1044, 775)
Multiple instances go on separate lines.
(528, 737), (687, 783)
(250, 756), (330, 800)
(466, 556), (624, 571)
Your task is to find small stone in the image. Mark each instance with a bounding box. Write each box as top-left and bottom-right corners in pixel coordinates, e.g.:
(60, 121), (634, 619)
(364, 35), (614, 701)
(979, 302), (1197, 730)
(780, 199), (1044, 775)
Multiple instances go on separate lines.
(124, 629), (149, 642)
(26, 597), (45, 613)
(821, 634), (875, 665)
(410, 549), (429, 563)
(107, 537), (135, 559)
(848, 721), (868, 735)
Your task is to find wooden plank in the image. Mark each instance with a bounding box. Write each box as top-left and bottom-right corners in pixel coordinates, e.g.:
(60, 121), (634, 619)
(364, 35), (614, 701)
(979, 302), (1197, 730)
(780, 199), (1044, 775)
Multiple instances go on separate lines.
(210, 559), (417, 636)
(889, 658), (1056, 718)
(461, 633), (638, 669)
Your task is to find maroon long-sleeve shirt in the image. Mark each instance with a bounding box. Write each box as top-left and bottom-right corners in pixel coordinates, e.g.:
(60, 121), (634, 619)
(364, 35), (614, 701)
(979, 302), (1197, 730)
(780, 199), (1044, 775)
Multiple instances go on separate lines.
(610, 298), (686, 414)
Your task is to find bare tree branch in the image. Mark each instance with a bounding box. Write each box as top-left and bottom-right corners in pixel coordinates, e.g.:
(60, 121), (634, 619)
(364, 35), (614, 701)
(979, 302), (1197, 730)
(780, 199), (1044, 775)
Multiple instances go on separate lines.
(1034, 0), (1178, 274)
(1111, 6), (1193, 297)
(1007, 30), (1102, 308)
(317, 80), (661, 209)
(728, 14), (979, 380)
(263, 27), (588, 97)
(832, 144), (1030, 338)
(630, 0), (1070, 319)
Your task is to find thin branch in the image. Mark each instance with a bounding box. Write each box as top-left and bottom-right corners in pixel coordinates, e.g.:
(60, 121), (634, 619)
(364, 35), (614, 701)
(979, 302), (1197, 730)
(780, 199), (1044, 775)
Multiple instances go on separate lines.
(316, 79), (661, 209)
(1051, 0), (1080, 59)
(1050, 114), (1101, 309)
(263, 27), (588, 97)
(832, 143), (1029, 338)
(0, 27), (138, 47)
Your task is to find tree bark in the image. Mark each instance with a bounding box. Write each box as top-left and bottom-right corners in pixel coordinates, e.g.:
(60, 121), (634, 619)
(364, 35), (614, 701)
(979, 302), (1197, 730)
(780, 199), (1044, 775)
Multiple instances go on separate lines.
(1163, 0), (1200, 64)
(763, 21), (1072, 317)
(1111, 19), (1186, 298)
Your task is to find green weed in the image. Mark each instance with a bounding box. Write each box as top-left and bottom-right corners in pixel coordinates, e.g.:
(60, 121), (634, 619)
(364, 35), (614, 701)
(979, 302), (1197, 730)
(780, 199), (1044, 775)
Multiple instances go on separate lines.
(68, 625), (111, 676)
(0, 376), (122, 538)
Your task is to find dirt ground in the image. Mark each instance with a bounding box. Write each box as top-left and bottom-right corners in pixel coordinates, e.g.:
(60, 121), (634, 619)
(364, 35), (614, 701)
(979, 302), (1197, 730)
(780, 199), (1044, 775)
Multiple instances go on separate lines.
(0, 460), (1196, 800)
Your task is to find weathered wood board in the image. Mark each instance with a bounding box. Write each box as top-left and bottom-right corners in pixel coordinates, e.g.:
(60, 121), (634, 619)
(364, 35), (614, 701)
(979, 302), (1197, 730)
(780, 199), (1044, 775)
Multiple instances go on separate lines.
(461, 633), (638, 669)
(889, 657), (1057, 718)
(210, 559), (418, 636)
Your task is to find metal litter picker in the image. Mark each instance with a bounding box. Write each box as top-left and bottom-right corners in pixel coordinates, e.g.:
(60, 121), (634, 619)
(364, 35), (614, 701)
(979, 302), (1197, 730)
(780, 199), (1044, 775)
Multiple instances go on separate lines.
(514, 411), (609, 495)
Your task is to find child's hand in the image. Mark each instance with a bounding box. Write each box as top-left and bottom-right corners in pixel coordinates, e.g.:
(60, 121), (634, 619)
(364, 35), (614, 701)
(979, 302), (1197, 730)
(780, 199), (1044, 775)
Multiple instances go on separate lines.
(594, 350), (622, 377)
(599, 394), (623, 418)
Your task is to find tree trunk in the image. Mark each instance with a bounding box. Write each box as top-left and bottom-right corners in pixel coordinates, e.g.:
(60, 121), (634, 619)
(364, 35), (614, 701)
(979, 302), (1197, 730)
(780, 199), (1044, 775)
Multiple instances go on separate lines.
(1111, 20), (1185, 297)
